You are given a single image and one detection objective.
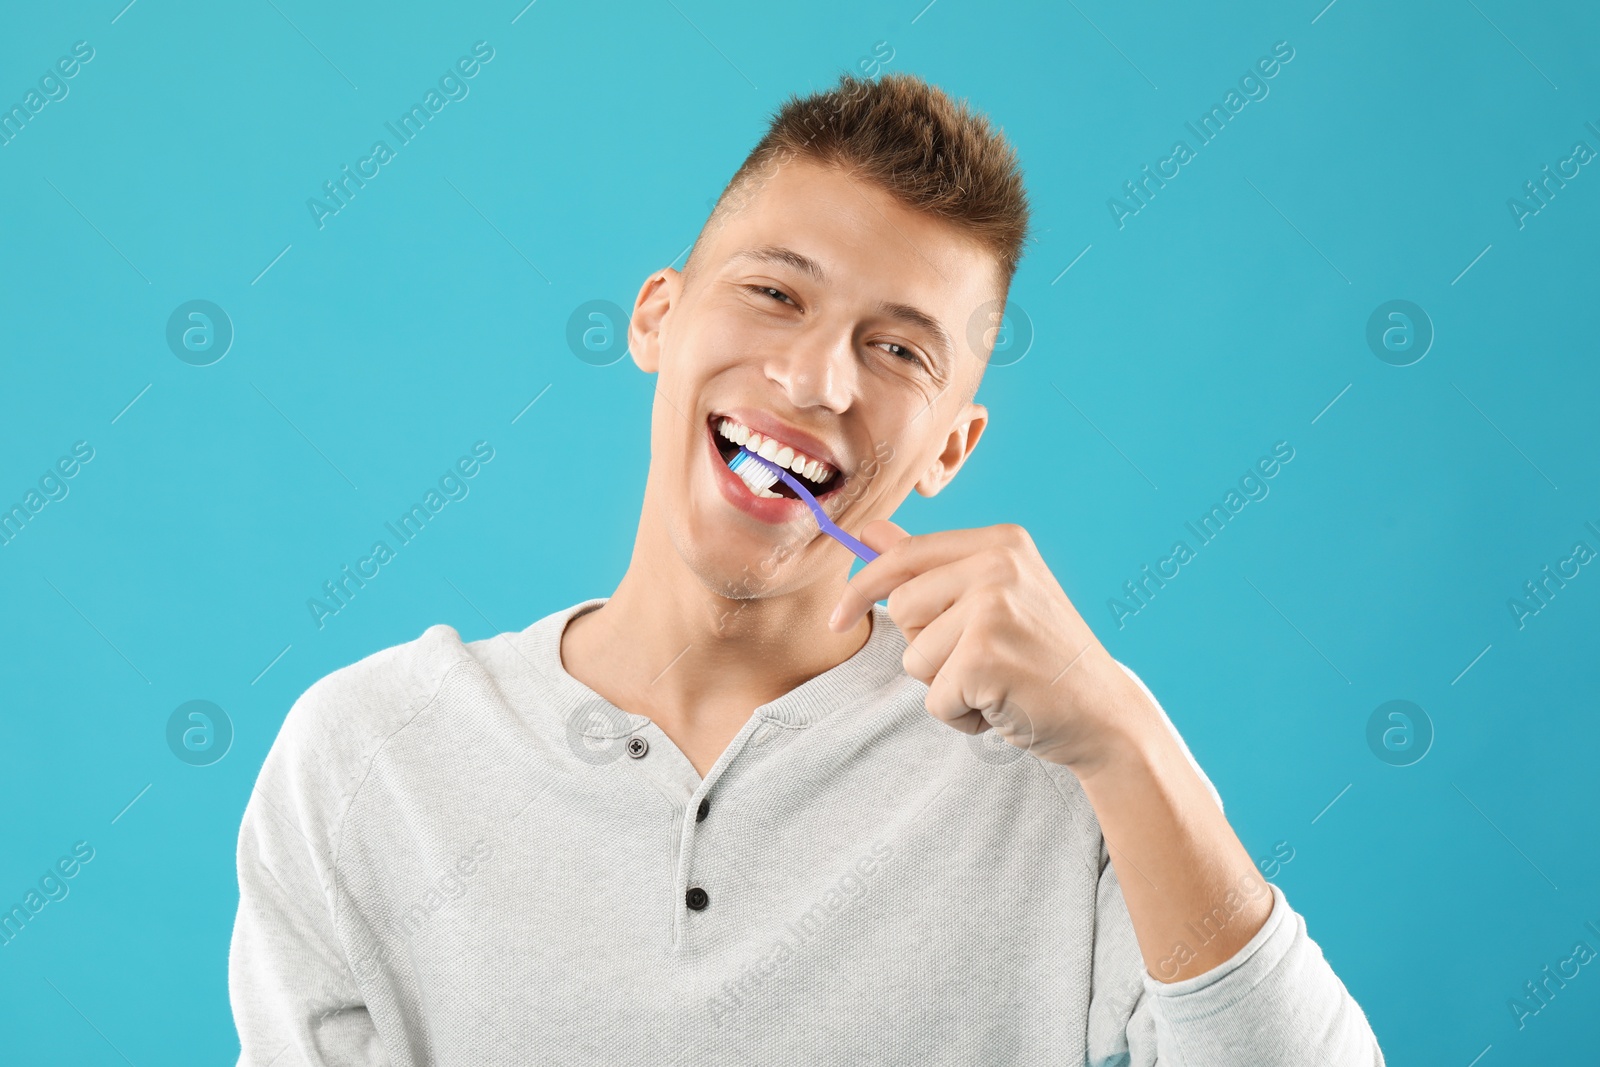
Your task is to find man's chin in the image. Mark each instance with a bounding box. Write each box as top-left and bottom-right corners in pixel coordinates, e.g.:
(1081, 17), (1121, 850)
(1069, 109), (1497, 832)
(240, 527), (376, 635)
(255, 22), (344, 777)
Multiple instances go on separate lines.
(674, 526), (815, 602)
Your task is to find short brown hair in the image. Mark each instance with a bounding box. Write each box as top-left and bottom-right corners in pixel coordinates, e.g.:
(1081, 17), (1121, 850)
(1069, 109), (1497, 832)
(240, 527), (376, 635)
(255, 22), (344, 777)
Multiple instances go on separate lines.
(687, 71), (1032, 304)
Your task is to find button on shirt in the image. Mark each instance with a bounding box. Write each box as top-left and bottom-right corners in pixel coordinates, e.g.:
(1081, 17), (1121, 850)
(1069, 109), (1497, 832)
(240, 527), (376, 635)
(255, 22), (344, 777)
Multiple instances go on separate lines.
(229, 597), (1386, 1065)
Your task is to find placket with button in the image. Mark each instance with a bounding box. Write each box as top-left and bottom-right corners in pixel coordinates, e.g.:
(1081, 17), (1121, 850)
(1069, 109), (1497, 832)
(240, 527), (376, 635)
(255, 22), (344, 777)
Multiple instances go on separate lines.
(613, 711), (776, 950)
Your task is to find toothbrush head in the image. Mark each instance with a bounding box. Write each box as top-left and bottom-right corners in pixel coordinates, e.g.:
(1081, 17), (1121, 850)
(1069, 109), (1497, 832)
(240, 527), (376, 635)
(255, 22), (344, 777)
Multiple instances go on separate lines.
(728, 448), (781, 494)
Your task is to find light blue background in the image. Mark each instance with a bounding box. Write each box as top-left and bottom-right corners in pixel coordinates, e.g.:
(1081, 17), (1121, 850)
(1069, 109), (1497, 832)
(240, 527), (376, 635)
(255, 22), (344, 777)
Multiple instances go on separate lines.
(2, 0), (1596, 1061)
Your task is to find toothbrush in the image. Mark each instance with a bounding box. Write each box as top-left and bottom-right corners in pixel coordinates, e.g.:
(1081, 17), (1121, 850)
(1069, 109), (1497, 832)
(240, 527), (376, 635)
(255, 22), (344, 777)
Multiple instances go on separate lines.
(727, 448), (879, 563)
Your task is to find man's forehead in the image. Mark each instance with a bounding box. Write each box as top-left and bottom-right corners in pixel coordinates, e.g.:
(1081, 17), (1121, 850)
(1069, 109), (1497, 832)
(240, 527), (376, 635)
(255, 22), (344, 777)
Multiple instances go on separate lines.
(729, 161), (976, 277)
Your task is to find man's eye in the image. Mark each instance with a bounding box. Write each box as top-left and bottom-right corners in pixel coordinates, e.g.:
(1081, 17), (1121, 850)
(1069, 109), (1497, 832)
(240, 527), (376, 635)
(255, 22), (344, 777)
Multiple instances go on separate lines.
(878, 341), (921, 364)
(743, 284), (795, 305)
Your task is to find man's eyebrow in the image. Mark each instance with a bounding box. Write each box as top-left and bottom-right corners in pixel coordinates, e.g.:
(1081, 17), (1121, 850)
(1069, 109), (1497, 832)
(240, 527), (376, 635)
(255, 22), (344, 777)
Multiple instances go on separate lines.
(874, 300), (954, 366)
(727, 245), (955, 366)
(727, 245), (826, 283)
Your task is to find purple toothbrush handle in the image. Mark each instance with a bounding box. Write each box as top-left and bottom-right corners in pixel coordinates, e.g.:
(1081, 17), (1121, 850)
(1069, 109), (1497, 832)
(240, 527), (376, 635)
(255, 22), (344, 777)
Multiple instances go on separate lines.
(817, 521), (878, 563)
(740, 450), (879, 564)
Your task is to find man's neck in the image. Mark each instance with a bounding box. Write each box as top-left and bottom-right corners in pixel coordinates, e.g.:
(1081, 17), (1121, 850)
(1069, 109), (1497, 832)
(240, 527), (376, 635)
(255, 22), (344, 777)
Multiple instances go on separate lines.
(558, 546), (872, 754)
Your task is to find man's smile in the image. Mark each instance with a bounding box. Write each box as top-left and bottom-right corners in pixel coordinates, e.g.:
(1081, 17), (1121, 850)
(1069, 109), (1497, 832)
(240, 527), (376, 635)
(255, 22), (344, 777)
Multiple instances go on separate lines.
(704, 409), (850, 524)
(711, 414), (838, 490)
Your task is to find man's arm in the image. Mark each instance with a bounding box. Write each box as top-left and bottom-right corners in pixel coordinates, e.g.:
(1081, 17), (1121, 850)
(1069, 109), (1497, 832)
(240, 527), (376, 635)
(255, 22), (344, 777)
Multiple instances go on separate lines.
(230, 692), (386, 1066)
(1086, 837), (1388, 1066)
(1075, 663), (1271, 982)
(1079, 662), (1386, 1065)
(828, 520), (1385, 1061)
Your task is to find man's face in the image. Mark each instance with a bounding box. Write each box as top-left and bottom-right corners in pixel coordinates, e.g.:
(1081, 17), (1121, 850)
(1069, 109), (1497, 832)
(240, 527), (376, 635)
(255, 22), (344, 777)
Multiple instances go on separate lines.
(629, 156), (997, 602)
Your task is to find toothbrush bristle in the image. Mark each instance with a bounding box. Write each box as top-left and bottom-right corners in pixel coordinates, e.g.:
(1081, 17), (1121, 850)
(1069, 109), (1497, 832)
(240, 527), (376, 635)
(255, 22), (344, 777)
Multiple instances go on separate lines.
(730, 449), (780, 491)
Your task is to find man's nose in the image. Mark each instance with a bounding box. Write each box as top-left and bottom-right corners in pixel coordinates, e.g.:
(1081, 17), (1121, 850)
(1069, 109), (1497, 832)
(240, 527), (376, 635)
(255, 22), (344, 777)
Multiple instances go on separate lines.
(765, 330), (855, 413)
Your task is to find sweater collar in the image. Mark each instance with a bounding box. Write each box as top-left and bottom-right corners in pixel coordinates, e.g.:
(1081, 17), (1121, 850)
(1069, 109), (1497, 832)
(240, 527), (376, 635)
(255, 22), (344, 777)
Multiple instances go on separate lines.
(522, 597), (908, 731)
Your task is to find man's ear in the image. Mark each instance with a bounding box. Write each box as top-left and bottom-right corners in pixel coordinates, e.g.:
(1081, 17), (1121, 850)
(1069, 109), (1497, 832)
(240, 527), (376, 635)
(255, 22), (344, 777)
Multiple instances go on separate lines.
(629, 267), (681, 374)
(915, 401), (987, 497)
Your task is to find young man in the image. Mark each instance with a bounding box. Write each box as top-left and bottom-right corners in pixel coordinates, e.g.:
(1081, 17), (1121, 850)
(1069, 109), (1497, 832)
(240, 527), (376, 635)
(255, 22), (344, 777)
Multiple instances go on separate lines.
(232, 73), (1385, 1064)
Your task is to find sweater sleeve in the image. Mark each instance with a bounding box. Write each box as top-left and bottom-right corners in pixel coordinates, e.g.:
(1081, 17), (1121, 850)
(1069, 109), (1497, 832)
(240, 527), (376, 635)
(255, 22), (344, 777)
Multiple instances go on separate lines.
(1086, 848), (1387, 1065)
(229, 688), (389, 1066)
(1082, 663), (1387, 1065)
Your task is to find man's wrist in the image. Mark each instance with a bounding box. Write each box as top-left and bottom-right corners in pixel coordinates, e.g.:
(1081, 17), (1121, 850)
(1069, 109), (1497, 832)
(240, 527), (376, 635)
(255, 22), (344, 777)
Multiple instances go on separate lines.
(1057, 666), (1170, 783)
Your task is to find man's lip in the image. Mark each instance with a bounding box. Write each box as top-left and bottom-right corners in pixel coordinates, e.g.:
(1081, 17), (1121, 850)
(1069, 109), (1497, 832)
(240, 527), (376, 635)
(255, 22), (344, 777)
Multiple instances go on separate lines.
(709, 408), (842, 475)
(705, 418), (847, 504)
(705, 418), (812, 524)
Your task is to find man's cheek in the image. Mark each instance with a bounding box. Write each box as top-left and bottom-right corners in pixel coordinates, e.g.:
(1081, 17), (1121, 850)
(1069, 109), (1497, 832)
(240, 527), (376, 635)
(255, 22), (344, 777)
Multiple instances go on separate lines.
(862, 443), (893, 474)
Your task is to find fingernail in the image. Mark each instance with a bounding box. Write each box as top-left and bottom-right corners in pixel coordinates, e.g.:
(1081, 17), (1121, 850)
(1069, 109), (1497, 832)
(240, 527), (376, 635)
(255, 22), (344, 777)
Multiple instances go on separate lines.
(827, 603), (843, 629)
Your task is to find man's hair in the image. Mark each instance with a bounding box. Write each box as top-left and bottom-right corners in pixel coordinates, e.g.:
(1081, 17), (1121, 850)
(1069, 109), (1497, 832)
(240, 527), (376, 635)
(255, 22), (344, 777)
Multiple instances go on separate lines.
(686, 71), (1032, 323)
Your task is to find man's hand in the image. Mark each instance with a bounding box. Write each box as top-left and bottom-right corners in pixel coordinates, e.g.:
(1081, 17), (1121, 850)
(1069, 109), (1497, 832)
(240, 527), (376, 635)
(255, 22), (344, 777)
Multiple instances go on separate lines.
(830, 517), (1278, 984)
(827, 518), (1156, 774)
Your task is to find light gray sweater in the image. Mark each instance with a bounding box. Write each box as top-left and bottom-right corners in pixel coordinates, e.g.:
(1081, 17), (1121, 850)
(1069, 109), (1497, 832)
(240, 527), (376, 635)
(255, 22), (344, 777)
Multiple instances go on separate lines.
(231, 597), (1386, 1065)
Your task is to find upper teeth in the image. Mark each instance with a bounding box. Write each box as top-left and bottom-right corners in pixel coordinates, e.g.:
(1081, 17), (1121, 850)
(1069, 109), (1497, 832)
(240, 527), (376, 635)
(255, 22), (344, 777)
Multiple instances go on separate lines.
(716, 418), (836, 485)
